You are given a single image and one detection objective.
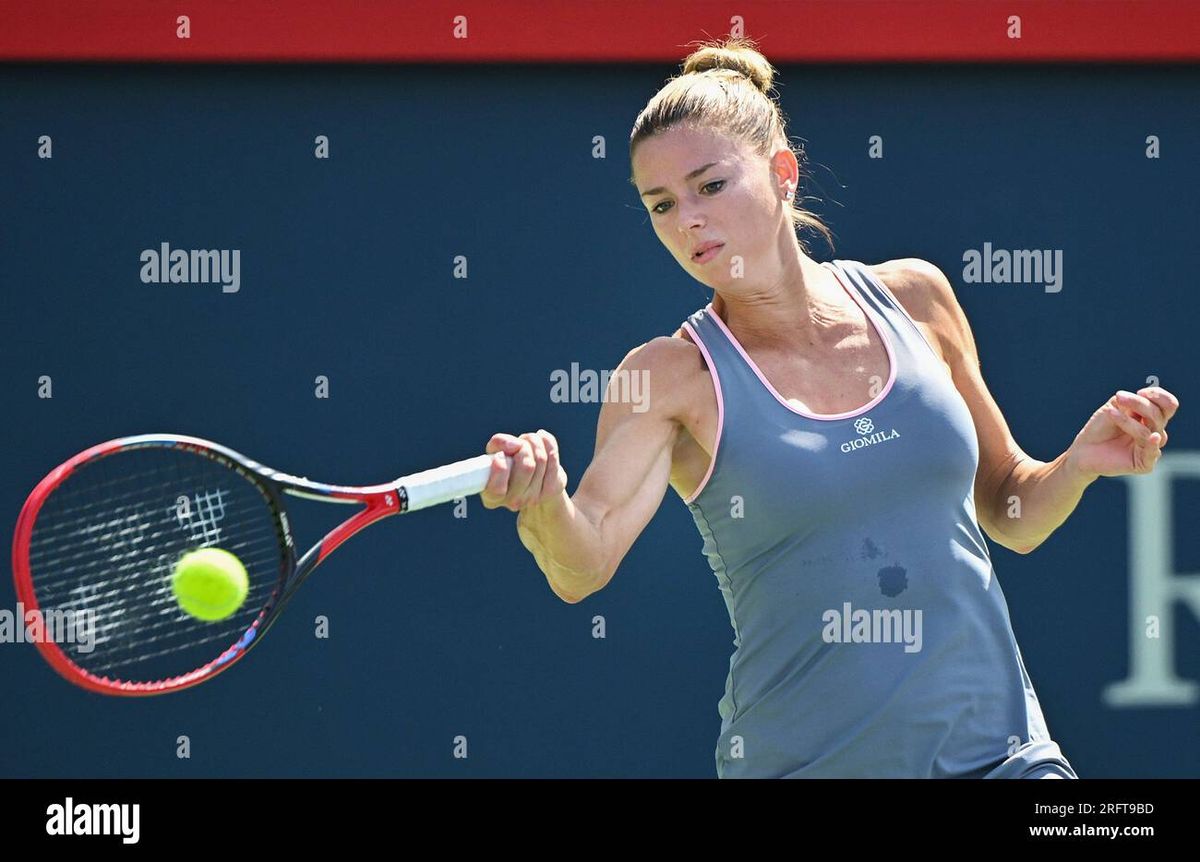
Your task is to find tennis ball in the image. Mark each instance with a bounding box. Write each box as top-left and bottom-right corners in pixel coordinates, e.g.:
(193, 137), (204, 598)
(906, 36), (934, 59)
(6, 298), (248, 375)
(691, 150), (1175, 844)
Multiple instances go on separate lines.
(171, 547), (249, 622)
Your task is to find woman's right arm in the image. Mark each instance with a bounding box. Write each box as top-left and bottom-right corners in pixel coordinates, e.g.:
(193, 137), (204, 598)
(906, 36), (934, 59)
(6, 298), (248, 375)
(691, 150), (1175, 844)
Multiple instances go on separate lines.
(481, 336), (694, 603)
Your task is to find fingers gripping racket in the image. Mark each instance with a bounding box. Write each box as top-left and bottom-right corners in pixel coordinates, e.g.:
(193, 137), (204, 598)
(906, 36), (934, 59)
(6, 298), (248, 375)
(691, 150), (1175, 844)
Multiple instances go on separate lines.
(12, 434), (509, 696)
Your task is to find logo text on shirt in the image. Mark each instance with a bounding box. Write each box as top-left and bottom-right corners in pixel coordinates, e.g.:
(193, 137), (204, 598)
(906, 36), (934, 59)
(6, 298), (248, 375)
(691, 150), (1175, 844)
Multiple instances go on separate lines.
(840, 416), (901, 454)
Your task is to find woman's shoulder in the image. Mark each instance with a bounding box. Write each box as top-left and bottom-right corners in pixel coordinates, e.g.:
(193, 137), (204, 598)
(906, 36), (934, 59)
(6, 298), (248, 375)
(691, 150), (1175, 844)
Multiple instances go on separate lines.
(618, 329), (705, 378)
(602, 331), (705, 423)
(622, 327), (707, 387)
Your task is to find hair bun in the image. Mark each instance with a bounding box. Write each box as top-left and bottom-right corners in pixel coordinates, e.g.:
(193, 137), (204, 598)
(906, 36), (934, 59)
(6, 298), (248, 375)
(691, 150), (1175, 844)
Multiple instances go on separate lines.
(682, 37), (776, 95)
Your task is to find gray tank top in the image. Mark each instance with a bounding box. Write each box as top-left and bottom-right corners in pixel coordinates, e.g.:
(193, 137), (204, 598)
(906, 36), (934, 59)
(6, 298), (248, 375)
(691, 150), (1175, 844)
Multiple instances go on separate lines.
(680, 258), (1077, 778)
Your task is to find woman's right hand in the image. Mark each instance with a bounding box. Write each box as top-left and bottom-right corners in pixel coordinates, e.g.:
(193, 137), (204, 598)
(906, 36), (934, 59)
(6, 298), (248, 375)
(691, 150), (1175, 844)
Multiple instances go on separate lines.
(481, 430), (568, 512)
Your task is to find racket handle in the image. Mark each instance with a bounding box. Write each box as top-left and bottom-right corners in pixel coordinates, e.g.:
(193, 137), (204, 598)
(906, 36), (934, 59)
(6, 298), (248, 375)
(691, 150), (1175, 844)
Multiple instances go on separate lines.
(397, 453), (514, 512)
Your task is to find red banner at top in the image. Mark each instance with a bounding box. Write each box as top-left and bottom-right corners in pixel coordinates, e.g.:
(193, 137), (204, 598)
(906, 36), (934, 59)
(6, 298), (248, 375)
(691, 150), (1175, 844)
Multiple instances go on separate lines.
(1, 0), (1197, 63)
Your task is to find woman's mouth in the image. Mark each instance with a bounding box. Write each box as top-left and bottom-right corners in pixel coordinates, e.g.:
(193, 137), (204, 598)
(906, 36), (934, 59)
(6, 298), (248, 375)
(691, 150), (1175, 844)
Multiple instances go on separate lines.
(693, 243), (724, 264)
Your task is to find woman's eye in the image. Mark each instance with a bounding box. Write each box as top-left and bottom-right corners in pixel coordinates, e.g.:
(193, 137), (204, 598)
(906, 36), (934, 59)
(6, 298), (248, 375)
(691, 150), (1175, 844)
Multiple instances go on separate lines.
(651, 180), (725, 215)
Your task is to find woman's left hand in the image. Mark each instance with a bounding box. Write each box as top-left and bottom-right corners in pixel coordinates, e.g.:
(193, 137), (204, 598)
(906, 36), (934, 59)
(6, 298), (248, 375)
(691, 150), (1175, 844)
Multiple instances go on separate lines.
(1067, 386), (1179, 479)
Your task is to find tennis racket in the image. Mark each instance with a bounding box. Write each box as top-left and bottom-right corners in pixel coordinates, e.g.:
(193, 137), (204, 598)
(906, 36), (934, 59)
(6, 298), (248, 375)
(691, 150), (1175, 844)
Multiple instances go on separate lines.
(12, 433), (511, 696)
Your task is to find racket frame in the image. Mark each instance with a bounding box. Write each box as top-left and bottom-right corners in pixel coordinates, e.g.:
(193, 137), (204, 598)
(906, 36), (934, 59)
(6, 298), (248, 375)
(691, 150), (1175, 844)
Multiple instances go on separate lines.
(13, 434), (426, 696)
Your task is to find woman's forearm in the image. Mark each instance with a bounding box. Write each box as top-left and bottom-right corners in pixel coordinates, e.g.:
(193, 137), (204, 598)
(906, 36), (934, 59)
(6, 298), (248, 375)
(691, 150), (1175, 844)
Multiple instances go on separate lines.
(516, 491), (607, 603)
(992, 450), (1099, 554)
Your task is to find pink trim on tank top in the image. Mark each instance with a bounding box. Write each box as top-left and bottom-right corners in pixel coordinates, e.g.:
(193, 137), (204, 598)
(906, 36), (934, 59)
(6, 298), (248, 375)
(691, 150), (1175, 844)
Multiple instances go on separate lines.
(700, 262), (898, 421)
(680, 320), (724, 505)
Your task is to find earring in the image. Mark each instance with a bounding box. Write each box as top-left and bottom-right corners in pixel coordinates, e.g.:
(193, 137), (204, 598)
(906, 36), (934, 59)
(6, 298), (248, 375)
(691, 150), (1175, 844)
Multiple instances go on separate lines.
(784, 188), (794, 201)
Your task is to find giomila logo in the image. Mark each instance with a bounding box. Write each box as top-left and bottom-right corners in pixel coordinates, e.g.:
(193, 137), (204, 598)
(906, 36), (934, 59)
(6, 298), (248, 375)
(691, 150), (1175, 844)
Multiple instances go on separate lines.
(840, 416), (900, 454)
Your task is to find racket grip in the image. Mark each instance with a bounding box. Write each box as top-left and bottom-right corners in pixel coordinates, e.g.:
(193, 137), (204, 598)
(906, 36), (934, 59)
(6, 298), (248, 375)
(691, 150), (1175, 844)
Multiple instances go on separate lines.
(397, 453), (513, 512)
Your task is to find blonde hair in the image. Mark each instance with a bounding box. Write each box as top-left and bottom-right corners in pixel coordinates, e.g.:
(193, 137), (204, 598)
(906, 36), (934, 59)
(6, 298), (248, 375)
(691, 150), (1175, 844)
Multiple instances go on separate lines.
(629, 36), (834, 255)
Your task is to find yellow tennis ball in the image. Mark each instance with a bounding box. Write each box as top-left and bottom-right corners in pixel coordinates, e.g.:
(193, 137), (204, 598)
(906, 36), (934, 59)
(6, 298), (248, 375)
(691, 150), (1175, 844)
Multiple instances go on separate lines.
(171, 547), (249, 622)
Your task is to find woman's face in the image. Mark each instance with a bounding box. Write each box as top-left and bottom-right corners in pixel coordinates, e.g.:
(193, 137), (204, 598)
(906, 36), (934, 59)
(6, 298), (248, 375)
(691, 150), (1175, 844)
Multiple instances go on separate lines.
(632, 124), (790, 288)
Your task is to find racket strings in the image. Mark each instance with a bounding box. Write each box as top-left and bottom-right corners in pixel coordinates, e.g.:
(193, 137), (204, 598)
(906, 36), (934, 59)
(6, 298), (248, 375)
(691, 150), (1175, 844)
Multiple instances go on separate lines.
(27, 468), (254, 538)
(56, 575), (280, 641)
(82, 584), (280, 674)
(24, 447), (289, 684)
(86, 622), (259, 674)
(59, 584), (275, 675)
(29, 523), (283, 593)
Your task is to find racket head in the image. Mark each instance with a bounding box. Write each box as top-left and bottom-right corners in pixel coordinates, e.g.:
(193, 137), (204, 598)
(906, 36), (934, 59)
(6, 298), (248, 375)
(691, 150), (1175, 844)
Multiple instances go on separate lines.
(12, 435), (295, 696)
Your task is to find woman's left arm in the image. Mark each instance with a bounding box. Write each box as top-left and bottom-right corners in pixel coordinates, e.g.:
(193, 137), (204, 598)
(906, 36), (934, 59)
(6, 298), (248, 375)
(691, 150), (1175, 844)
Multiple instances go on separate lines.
(887, 259), (1180, 555)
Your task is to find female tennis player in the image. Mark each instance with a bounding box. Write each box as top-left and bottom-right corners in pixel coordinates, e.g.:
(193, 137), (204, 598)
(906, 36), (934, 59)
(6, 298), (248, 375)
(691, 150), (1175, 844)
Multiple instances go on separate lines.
(481, 37), (1179, 779)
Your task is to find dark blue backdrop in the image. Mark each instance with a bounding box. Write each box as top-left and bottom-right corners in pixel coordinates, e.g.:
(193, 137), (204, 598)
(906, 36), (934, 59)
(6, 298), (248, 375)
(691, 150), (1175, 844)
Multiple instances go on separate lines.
(1, 63), (1196, 777)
